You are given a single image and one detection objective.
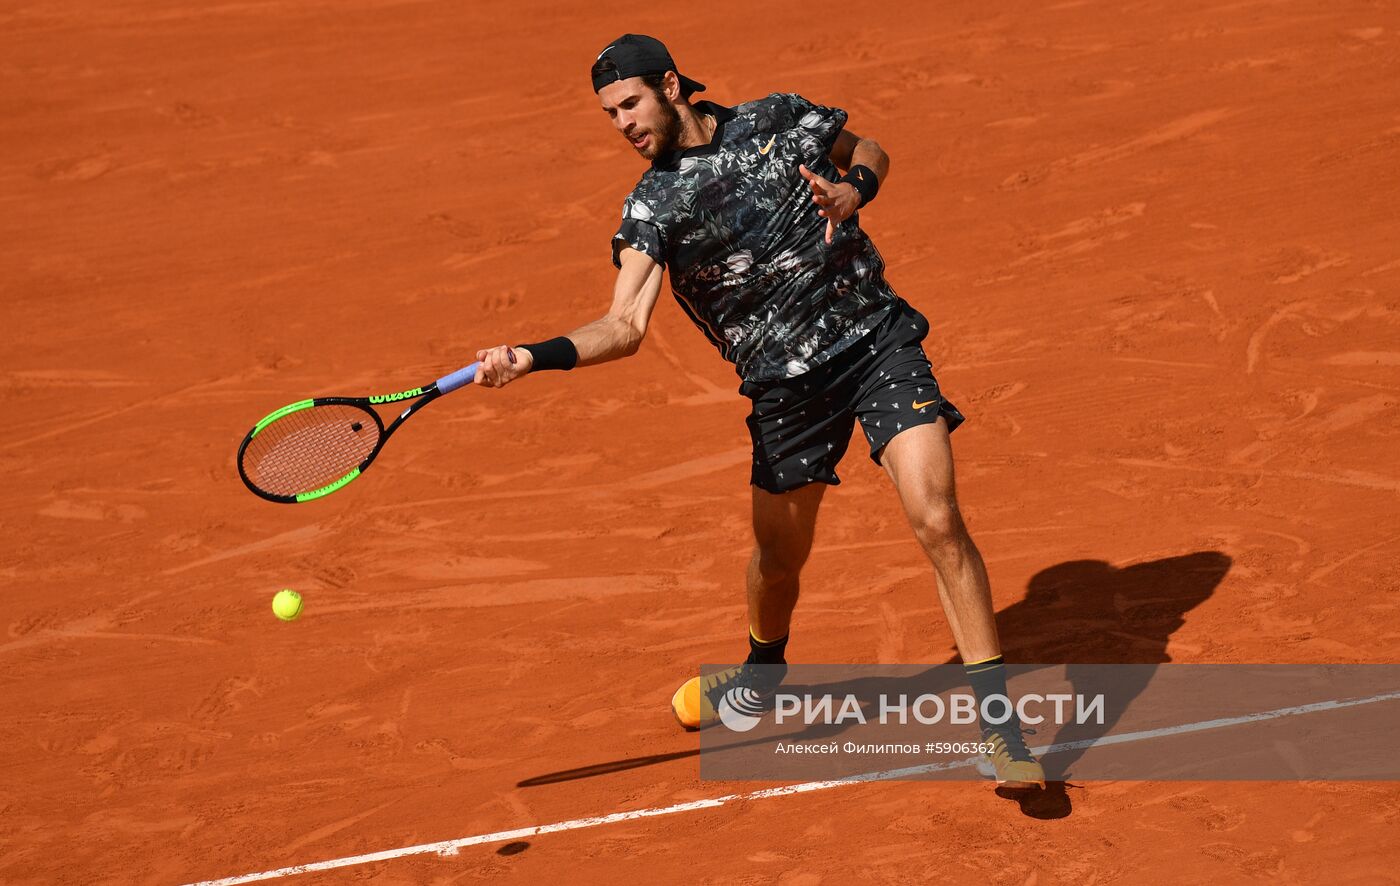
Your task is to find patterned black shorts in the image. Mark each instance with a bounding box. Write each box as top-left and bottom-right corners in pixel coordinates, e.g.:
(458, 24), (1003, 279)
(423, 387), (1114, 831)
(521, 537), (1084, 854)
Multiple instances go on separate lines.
(740, 300), (965, 494)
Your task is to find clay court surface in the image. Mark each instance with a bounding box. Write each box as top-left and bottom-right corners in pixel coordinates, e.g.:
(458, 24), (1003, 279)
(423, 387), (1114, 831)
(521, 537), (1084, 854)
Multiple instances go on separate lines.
(4, 0), (1400, 882)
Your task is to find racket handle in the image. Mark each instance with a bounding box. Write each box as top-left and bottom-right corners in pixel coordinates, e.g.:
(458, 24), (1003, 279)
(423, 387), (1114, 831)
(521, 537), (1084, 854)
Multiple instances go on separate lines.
(435, 361), (482, 395)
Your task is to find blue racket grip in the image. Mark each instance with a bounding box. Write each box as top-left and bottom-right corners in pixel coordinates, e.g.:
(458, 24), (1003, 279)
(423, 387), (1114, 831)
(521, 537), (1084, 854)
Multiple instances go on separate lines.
(435, 361), (482, 395)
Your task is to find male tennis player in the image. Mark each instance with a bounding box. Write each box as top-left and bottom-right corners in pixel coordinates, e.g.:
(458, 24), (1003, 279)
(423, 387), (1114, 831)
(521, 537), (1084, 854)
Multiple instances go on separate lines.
(473, 34), (1044, 791)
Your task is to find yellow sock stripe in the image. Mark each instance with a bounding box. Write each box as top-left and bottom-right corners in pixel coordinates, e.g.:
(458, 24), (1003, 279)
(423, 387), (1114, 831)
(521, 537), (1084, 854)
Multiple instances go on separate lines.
(964, 655), (1006, 674)
(749, 627), (787, 646)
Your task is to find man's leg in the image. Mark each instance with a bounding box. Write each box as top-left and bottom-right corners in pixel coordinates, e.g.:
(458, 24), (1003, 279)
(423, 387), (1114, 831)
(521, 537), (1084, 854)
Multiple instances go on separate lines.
(878, 418), (997, 661)
(670, 481), (827, 729)
(675, 345), (851, 730)
(747, 481), (827, 644)
(879, 417), (1045, 790)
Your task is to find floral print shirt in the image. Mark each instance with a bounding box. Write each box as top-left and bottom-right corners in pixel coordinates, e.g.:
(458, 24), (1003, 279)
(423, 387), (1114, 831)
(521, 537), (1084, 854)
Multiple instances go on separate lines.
(611, 94), (897, 382)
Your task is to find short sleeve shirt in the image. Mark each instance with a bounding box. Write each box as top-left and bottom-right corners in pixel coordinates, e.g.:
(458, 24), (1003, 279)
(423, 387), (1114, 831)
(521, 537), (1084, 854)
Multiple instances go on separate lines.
(611, 94), (897, 383)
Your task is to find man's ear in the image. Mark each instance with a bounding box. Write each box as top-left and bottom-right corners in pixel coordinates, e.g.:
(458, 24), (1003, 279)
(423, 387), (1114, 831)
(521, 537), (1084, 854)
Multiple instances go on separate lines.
(663, 70), (682, 102)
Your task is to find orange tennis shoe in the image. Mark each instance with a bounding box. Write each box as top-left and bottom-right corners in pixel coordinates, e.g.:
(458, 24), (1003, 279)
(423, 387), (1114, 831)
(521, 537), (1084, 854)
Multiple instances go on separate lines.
(670, 663), (787, 730)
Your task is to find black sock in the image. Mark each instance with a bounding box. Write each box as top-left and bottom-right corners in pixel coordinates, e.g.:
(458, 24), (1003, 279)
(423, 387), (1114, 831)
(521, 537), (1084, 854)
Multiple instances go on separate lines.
(964, 655), (1019, 736)
(746, 630), (789, 665)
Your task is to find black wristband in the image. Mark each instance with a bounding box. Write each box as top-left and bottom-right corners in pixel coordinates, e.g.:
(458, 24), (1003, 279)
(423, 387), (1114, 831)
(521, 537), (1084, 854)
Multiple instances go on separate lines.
(517, 336), (578, 371)
(840, 164), (879, 207)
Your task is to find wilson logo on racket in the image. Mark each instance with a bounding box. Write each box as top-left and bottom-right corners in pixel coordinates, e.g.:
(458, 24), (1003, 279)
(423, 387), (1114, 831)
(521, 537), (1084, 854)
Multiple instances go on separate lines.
(236, 362), (481, 504)
(368, 387), (425, 404)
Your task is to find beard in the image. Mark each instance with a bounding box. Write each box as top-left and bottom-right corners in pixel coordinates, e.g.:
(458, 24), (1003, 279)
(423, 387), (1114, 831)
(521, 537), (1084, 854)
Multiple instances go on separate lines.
(636, 92), (683, 160)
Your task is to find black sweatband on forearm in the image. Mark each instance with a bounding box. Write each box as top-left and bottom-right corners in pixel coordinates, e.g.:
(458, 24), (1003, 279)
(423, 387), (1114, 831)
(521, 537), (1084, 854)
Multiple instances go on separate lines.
(517, 336), (579, 371)
(840, 164), (880, 207)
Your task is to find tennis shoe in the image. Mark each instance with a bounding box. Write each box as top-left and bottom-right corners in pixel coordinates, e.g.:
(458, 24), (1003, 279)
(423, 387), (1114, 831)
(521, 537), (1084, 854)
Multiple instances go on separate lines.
(979, 726), (1045, 790)
(671, 662), (787, 730)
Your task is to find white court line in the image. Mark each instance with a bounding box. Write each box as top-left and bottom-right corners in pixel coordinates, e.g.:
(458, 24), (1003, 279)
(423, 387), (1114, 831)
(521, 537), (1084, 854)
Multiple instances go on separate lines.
(186, 688), (1400, 886)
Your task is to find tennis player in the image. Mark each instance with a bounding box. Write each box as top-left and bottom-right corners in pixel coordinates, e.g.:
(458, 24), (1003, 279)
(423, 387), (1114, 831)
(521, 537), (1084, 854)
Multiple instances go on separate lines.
(473, 34), (1044, 791)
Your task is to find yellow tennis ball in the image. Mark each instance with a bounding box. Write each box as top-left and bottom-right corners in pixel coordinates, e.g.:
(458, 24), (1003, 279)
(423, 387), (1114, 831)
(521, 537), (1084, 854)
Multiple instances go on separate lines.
(272, 589), (303, 621)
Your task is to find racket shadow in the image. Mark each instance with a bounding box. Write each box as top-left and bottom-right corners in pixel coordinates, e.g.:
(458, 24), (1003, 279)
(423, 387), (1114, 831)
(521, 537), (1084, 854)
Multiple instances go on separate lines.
(517, 749), (700, 787)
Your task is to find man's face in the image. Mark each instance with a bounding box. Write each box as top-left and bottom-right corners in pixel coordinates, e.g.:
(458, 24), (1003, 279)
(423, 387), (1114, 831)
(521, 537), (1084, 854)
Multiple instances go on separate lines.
(598, 75), (682, 161)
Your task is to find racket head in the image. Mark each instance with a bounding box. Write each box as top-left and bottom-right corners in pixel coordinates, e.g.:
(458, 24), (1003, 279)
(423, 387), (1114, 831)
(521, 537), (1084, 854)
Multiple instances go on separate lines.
(237, 398), (385, 503)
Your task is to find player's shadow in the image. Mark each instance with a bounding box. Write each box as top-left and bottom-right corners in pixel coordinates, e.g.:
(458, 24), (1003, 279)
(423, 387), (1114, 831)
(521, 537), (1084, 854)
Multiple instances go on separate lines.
(517, 551), (1231, 820)
(989, 551), (1231, 817)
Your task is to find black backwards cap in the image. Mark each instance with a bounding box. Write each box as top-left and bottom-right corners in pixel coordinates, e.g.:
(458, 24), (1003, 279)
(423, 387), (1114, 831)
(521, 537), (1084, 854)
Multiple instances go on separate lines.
(591, 34), (706, 97)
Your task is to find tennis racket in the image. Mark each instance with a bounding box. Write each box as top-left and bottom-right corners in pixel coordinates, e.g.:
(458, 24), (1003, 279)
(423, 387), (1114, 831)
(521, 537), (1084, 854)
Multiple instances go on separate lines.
(237, 361), (482, 503)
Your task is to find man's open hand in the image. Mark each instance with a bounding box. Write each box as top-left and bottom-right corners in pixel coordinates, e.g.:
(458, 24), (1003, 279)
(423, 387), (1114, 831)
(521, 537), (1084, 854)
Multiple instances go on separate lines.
(799, 164), (861, 244)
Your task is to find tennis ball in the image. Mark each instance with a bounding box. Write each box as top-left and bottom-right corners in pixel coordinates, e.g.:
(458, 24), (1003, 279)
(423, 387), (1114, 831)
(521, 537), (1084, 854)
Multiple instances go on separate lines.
(272, 589), (303, 621)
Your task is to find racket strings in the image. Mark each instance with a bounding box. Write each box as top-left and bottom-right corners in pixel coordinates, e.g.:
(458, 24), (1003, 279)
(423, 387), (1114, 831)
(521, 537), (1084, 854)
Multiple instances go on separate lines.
(242, 404), (380, 497)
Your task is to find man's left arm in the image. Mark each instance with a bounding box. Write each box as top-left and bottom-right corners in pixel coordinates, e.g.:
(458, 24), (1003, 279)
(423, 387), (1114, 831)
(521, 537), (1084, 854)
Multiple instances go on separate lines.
(828, 129), (889, 181)
(798, 129), (889, 244)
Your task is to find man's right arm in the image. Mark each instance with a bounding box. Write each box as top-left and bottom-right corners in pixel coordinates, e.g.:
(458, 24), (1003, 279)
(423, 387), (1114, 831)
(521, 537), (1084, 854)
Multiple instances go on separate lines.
(473, 247), (664, 386)
(561, 246), (665, 367)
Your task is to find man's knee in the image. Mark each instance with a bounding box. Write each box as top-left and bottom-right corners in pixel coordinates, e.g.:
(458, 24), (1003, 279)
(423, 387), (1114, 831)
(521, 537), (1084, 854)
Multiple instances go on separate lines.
(750, 483), (825, 587)
(908, 497), (967, 553)
(751, 541), (809, 586)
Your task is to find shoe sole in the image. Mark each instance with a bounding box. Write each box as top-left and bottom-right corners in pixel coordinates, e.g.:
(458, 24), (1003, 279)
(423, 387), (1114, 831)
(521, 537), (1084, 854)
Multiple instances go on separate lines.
(671, 671), (785, 732)
(672, 705), (709, 731)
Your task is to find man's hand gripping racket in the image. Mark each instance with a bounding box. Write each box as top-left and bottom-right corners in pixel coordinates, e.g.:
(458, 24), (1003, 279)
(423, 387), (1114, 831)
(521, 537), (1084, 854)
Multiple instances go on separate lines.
(237, 358), (496, 504)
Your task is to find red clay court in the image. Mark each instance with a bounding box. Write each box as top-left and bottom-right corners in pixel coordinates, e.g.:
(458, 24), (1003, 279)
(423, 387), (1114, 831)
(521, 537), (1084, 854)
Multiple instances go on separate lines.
(3, 1), (1399, 882)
